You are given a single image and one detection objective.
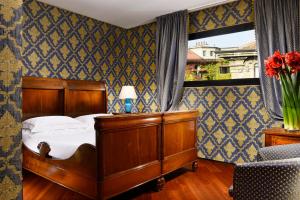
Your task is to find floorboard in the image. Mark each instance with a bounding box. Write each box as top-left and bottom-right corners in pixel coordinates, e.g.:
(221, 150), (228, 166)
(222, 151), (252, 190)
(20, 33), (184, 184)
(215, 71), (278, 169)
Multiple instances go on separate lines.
(23, 159), (234, 200)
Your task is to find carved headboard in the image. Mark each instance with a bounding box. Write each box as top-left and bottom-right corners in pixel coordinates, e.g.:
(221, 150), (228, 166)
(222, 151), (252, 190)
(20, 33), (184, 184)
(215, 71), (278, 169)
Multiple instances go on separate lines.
(22, 77), (107, 120)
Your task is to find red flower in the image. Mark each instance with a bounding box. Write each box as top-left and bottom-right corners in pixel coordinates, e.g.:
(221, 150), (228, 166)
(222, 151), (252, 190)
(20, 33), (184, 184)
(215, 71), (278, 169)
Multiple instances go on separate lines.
(267, 51), (284, 68)
(264, 51), (285, 78)
(265, 60), (280, 78)
(285, 51), (300, 72)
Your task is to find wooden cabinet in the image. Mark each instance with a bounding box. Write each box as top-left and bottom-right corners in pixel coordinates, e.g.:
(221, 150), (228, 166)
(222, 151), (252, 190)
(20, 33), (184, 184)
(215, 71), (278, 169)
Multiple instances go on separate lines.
(263, 128), (300, 146)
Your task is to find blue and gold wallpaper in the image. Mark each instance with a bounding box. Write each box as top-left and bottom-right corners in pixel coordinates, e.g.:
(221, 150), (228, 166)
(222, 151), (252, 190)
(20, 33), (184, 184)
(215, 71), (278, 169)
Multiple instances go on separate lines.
(124, 24), (158, 112)
(22, 0), (159, 113)
(179, 86), (277, 163)
(189, 0), (254, 34)
(0, 0), (23, 199)
(22, 0), (254, 115)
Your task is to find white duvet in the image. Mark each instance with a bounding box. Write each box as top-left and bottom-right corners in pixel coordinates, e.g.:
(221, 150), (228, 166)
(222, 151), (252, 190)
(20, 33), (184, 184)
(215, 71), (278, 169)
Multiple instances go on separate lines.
(22, 114), (113, 159)
(22, 128), (95, 159)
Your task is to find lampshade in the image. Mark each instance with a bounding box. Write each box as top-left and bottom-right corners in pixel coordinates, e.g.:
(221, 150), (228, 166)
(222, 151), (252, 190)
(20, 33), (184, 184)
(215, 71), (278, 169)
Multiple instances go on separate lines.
(119, 86), (137, 99)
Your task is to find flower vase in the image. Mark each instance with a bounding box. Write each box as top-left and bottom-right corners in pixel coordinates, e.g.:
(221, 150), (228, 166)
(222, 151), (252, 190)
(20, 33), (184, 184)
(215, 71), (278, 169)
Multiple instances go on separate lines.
(282, 105), (300, 131)
(281, 73), (300, 131)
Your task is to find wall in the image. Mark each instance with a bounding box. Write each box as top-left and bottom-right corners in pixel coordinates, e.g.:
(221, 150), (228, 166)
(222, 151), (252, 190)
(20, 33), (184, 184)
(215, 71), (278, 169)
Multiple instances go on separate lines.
(179, 86), (275, 163)
(0, 0), (23, 199)
(182, 0), (277, 163)
(22, 0), (159, 113)
(124, 24), (158, 112)
(189, 0), (254, 34)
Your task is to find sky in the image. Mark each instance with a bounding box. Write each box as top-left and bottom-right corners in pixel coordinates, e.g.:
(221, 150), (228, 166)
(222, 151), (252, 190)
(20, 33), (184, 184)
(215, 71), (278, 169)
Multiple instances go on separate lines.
(188, 30), (256, 48)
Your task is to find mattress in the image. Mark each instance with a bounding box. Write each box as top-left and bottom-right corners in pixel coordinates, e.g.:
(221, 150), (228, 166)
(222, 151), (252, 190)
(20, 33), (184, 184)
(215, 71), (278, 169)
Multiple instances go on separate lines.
(22, 128), (95, 159)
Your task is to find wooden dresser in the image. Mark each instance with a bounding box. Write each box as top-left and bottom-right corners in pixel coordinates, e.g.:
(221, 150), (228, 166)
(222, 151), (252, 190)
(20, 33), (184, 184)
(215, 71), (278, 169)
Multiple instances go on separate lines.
(263, 128), (300, 146)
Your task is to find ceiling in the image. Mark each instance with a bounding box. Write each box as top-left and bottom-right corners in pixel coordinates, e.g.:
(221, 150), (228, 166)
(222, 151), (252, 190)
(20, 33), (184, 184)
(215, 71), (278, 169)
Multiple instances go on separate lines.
(38, 0), (234, 29)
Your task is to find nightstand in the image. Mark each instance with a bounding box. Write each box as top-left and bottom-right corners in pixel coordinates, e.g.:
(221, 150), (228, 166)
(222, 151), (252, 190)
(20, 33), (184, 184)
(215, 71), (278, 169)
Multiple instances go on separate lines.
(263, 128), (300, 146)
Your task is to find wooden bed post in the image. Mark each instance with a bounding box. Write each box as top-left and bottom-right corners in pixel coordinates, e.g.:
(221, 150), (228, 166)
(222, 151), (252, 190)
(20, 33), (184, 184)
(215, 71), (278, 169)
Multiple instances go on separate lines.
(95, 122), (104, 200)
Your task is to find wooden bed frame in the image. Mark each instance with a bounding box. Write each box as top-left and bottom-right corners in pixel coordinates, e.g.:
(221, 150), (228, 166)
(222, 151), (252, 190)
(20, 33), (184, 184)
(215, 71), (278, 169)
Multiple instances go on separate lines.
(22, 77), (198, 199)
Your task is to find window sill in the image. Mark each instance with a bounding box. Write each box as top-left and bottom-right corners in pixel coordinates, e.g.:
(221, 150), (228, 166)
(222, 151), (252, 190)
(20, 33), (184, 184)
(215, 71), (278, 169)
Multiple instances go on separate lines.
(183, 78), (260, 87)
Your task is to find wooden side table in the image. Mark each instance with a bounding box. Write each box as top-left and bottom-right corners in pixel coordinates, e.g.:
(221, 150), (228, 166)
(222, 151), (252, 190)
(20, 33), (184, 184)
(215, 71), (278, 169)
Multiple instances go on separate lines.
(263, 128), (300, 146)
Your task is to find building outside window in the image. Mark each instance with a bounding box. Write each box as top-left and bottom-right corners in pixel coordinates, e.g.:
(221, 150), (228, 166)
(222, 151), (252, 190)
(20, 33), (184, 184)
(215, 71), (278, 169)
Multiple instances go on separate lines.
(185, 29), (258, 82)
(254, 63), (259, 78)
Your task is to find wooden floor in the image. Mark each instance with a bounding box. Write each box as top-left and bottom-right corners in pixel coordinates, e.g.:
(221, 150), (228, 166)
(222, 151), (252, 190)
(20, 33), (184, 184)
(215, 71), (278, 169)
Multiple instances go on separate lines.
(23, 159), (234, 200)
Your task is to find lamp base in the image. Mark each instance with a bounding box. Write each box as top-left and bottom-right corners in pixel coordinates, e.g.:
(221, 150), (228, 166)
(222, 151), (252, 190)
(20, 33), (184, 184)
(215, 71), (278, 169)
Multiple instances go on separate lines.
(125, 98), (132, 113)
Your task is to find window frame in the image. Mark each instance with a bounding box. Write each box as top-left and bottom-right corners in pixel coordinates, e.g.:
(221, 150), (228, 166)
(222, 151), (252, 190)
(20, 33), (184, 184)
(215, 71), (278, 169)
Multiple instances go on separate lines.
(186, 22), (260, 87)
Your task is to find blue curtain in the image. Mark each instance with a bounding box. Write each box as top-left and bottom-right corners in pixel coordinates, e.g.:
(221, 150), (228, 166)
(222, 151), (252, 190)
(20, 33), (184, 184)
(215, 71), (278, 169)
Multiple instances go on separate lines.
(254, 0), (300, 120)
(156, 10), (188, 111)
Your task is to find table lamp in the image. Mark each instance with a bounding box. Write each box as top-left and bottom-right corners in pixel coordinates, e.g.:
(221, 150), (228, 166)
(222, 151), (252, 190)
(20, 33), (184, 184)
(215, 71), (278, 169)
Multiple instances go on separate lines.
(119, 86), (137, 113)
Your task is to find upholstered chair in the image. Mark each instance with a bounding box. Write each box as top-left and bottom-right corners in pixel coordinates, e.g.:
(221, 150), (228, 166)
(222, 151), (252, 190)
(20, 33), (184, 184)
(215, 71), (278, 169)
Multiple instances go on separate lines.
(229, 143), (300, 200)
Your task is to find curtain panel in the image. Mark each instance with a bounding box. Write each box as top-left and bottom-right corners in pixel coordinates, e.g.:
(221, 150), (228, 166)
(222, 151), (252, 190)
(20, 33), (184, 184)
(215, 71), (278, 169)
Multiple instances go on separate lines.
(156, 10), (188, 111)
(254, 0), (300, 120)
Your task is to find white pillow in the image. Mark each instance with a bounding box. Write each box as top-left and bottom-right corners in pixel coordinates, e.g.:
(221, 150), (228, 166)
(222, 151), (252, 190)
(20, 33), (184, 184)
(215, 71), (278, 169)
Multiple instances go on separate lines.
(22, 116), (88, 133)
(75, 113), (113, 128)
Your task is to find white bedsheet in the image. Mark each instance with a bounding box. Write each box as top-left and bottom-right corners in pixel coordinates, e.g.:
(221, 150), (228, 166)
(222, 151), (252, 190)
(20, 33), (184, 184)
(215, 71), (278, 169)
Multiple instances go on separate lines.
(22, 128), (95, 159)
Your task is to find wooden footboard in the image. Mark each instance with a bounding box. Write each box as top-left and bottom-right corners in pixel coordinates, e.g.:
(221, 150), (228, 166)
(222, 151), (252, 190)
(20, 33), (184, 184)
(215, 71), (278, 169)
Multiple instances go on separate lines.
(94, 113), (162, 199)
(162, 111), (198, 174)
(23, 143), (98, 199)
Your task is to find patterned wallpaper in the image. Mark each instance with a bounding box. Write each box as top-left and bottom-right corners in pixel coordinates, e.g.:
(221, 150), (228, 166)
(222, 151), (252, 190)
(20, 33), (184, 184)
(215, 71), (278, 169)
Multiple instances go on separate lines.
(0, 0), (23, 199)
(124, 24), (158, 113)
(179, 86), (277, 163)
(189, 0), (254, 34)
(22, 0), (253, 114)
(22, 0), (159, 113)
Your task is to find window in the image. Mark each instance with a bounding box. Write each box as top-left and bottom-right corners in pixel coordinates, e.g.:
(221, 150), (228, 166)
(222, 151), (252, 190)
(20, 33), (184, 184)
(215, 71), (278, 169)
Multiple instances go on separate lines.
(185, 23), (259, 86)
(220, 67), (230, 74)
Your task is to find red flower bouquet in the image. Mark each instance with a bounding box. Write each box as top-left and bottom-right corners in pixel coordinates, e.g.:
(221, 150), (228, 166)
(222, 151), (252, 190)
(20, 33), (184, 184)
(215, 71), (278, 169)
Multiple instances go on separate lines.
(265, 51), (300, 131)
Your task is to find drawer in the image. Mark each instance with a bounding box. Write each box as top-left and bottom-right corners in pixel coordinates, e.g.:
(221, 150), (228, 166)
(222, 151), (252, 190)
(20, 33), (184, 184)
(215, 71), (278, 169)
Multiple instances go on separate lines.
(266, 135), (300, 146)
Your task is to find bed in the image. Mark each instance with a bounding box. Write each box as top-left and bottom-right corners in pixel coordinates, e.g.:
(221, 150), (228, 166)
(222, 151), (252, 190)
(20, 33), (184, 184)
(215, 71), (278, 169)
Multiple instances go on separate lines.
(22, 76), (198, 199)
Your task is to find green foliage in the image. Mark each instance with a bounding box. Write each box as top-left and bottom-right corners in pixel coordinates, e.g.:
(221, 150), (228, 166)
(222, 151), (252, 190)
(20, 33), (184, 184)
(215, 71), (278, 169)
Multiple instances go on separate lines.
(217, 73), (231, 80)
(185, 70), (195, 81)
(203, 63), (218, 80)
(184, 60), (231, 81)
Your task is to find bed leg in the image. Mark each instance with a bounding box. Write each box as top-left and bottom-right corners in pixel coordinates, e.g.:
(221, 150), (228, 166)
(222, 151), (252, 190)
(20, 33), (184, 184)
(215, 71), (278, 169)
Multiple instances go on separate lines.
(156, 177), (165, 191)
(192, 160), (198, 172)
(37, 142), (52, 158)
